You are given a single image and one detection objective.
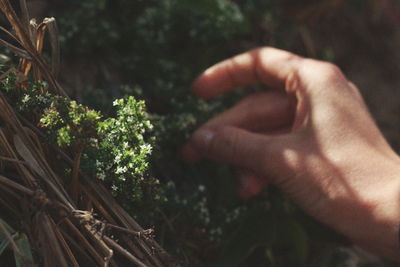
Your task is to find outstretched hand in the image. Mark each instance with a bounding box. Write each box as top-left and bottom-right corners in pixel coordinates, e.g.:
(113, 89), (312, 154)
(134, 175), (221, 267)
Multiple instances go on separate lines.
(182, 47), (400, 260)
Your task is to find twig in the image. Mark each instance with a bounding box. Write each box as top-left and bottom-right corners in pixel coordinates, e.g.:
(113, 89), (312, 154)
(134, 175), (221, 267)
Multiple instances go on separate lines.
(71, 151), (82, 204)
(58, 227), (98, 267)
(0, 155), (28, 164)
(80, 213), (113, 266)
(0, 183), (22, 201)
(0, 174), (34, 195)
(18, 0), (30, 31)
(103, 236), (148, 267)
(0, 0), (68, 96)
(40, 213), (69, 267)
(0, 128), (37, 187)
(0, 38), (31, 60)
(51, 219), (80, 267)
(43, 17), (60, 78)
(106, 224), (154, 239)
(62, 218), (106, 266)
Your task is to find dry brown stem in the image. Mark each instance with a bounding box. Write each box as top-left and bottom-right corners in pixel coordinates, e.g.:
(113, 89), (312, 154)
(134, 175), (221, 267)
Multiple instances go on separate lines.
(0, 0), (177, 266)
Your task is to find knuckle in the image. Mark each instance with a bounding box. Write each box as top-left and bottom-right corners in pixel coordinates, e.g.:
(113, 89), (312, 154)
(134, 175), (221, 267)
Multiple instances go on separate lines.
(302, 59), (347, 87)
(319, 62), (342, 78)
(315, 61), (343, 79)
(213, 126), (243, 164)
(255, 46), (301, 61)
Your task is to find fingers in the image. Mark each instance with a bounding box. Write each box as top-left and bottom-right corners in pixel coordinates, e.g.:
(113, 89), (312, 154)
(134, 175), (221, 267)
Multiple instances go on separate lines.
(190, 126), (266, 171)
(201, 91), (294, 133)
(192, 47), (302, 99)
(181, 91), (295, 162)
(187, 125), (296, 178)
(237, 168), (269, 199)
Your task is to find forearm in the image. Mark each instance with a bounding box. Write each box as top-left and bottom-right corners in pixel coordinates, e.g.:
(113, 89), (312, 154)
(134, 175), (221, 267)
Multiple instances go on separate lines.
(327, 154), (400, 261)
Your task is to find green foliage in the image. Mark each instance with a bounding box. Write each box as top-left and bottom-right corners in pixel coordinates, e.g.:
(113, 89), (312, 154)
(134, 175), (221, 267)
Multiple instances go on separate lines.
(40, 99), (100, 147)
(0, 77), (163, 211)
(0, 72), (16, 93)
(92, 97), (156, 201)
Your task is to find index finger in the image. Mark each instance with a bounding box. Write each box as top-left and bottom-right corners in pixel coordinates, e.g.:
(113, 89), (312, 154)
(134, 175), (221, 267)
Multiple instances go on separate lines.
(192, 47), (302, 99)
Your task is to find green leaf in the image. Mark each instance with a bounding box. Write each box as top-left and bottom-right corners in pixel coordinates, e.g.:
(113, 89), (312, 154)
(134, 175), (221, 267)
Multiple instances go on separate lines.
(0, 238), (10, 256)
(13, 233), (33, 267)
(279, 219), (309, 263)
(0, 220), (33, 266)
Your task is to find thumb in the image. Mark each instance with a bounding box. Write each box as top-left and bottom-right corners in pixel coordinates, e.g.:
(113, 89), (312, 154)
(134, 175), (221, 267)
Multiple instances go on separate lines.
(190, 126), (273, 173)
(237, 168), (270, 199)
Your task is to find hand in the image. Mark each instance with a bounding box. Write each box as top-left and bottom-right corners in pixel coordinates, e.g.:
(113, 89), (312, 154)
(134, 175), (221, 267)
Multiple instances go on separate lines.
(182, 47), (400, 260)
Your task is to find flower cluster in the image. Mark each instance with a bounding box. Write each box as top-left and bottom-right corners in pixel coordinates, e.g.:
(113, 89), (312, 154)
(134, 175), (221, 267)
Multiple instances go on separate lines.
(0, 79), (158, 205)
(92, 97), (155, 200)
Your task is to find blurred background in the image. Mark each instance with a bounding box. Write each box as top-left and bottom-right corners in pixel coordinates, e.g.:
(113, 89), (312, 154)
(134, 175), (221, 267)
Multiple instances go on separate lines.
(9, 0), (400, 266)
(26, 0), (400, 152)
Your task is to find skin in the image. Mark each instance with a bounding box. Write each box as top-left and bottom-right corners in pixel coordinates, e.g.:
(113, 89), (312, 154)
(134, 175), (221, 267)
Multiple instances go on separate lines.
(182, 47), (400, 260)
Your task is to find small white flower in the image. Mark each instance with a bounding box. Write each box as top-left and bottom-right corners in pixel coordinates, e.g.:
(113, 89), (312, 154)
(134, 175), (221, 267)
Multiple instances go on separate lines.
(114, 153), (122, 164)
(115, 166), (127, 174)
(140, 143), (152, 154)
(97, 172), (106, 180)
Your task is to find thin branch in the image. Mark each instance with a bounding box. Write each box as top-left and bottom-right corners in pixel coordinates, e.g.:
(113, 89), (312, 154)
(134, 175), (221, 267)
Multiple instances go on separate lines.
(0, 155), (28, 165)
(106, 224), (154, 239)
(40, 214), (69, 267)
(0, 0), (68, 96)
(71, 151), (82, 204)
(43, 17), (60, 78)
(58, 227), (98, 267)
(0, 38), (31, 60)
(18, 0), (30, 31)
(103, 236), (148, 267)
(0, 180), (23, 201)
(62, 218), (106, 266)
(51, 219), (80, 267)
(0, 174), (34, 196)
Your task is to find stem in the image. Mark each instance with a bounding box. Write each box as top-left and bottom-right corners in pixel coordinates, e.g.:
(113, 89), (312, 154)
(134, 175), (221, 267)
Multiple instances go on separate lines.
(103, 236), (148, 267)
(71, 151), (82, 205)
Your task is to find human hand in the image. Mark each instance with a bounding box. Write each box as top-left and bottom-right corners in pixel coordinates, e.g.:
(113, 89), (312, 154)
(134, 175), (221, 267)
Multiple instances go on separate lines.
(182, 47), (400, 260)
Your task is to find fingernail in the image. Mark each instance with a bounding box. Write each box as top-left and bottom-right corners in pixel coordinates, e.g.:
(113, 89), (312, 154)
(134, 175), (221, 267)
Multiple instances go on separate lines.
(192, 129), (214, 148)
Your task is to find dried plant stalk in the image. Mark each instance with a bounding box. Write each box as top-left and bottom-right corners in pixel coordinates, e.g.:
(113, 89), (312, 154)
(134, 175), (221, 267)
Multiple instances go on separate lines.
(0, 0), (177, 266)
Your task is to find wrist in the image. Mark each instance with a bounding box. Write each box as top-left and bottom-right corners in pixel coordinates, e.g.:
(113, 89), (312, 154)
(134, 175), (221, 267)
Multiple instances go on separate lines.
(333, 155), (400, 261)
(361, 171), (400, 260)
